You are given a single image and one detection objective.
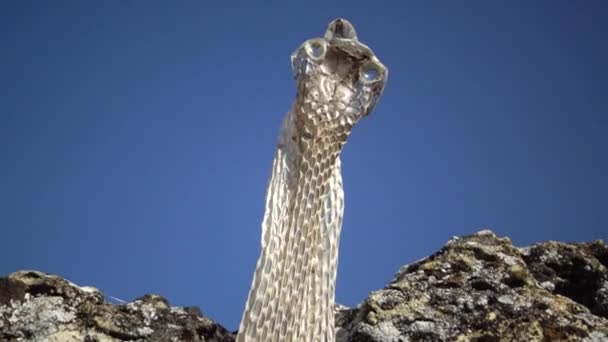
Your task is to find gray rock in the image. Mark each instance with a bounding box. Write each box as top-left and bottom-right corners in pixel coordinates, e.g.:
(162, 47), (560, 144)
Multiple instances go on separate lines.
(523, 239), (608, 319)
(2, 230), (607, 341)
(0, 271), (233, 341)
(338, 231), (608, 341)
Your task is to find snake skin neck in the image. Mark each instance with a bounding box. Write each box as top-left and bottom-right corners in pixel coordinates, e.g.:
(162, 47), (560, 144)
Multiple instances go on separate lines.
(237, 18), (386, 342)
(237, 107), (344, 341)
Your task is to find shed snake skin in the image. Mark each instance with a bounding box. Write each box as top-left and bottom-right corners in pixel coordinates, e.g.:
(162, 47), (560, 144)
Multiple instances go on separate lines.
(237, 18), (387, 342)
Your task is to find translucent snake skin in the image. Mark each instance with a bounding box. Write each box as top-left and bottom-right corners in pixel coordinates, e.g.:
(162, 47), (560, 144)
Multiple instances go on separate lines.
(237, 19), (387, 342)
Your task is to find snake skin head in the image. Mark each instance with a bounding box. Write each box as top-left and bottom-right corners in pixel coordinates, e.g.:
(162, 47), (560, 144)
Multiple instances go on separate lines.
(290, 18), (388, 131)
(237, 18), (387, 342)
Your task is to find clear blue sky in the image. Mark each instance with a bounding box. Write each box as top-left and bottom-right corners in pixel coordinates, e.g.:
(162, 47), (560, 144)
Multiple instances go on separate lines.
(1, 1), (606, 331)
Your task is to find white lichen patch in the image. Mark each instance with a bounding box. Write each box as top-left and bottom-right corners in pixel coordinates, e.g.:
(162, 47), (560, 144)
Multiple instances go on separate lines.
(357, 320), (405, 342)
(475, 230), (496, 237)
(139, 302), (159, 325)
(410, 320), (435, 333)
(137, 326), (154, 336)
(76, 285), (101, 295)
(2, 295), (76, 339)
(541, 281), (556, 291)
(497, 295), (515, 306)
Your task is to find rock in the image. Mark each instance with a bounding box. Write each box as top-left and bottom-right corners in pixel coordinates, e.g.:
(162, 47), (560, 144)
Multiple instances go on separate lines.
(337, 230), (608, 341)
(523, 240), (608, 319)
(2, 231), (607, 341)
(0, 271), (233, 341)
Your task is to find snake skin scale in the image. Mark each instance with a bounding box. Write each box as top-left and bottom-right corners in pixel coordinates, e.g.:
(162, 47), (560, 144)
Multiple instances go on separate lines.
(237, 19), (387, 342)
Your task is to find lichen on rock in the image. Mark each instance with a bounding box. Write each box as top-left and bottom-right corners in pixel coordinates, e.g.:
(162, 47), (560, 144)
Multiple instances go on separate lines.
(2, 230), (607, 341)
(0, 271), (233, 341)
(338, 230), (608, 341)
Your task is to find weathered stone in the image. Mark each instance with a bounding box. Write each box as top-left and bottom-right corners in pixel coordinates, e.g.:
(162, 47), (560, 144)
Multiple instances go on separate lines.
(338, 231), (608, 341)
(523, 239), (608, 319)
(2, 231), (607, 341)
(0, 271), (233, 341)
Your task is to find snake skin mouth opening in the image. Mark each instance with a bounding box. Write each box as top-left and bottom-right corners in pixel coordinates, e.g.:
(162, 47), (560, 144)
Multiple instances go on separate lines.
(237, 18), (387, 342)
(325, 18), (358, 41)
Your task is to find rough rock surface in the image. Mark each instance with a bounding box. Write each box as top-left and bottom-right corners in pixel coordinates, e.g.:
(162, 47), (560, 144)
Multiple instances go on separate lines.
(0, 271), (233, 342)
(2, 230), (607, 341)
(338, 230), (608, 342)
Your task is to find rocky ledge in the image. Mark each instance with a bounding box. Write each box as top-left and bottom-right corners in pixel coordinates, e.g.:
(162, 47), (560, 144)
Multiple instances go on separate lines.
(1, 230), (607, 341)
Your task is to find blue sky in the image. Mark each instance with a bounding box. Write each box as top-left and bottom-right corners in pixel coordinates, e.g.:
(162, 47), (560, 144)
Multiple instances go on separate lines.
(1, 1), (606, 331)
